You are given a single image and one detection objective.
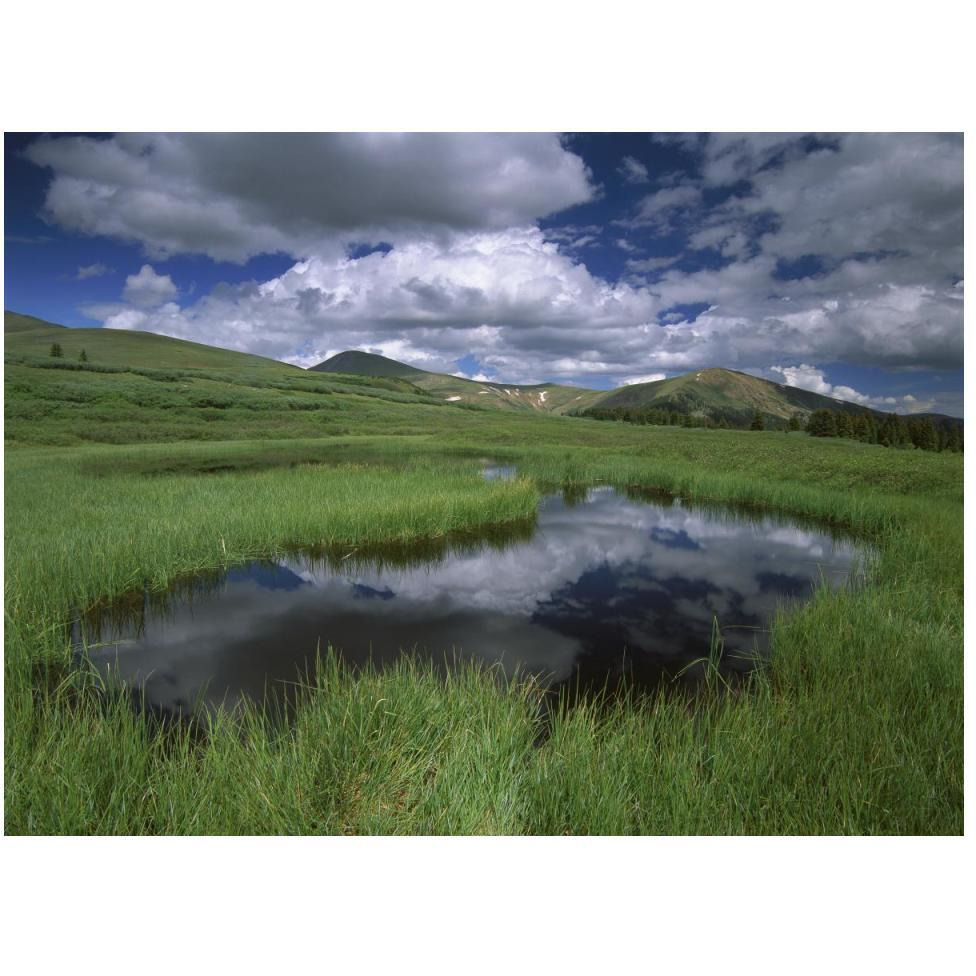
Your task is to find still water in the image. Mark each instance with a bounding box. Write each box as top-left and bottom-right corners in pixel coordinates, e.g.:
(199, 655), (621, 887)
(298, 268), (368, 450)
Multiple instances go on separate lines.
(76, 486), (863, 717)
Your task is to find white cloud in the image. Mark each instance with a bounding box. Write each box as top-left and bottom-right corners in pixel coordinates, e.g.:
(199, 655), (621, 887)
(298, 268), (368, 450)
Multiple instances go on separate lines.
(769, 363), (935, 414)
(75, 263), (111, 280)
(743, 133), (963, 263)
(27, 133), (595, 262)
(31, 132), (959, 408)
(83, 209), (961, 399)
(618, 155), (649, 184)
(453, 370), (494, 383)
(769, 363), (832, 395)
(700, 133), (806, 187)
(625, 255), (680, 274)
(635, 184), (701, 223)
(121, 264), (178, 308)
(622, 373), (667, 385)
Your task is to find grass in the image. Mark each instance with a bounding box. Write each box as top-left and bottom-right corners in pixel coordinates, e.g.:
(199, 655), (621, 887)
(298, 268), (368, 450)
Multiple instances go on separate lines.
(3, 353), (964, 834)
(3, 357), (449, 445)
(4, 310), (301, 370)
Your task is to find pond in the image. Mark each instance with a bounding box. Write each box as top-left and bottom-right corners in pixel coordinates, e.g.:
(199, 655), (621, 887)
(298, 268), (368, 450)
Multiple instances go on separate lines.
(74, 485), (864, 719)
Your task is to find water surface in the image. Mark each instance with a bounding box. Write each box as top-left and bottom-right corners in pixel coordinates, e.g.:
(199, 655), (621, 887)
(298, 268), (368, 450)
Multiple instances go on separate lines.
(76, 487), (862, 717)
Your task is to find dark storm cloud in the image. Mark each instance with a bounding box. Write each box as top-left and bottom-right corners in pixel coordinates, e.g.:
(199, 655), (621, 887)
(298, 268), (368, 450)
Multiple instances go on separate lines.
(26, 133), (596, 262)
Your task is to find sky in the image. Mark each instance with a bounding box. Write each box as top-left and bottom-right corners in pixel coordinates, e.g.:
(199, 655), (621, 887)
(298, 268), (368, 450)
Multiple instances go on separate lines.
(4, 132), (964, 415)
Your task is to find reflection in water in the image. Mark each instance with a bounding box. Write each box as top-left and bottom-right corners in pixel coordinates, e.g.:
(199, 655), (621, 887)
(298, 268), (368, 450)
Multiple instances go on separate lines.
(76, 487), (863, 719)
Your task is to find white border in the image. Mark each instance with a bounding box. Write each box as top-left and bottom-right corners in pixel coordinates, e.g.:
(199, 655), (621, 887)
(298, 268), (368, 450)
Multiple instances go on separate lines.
(2, 1), (972, 973)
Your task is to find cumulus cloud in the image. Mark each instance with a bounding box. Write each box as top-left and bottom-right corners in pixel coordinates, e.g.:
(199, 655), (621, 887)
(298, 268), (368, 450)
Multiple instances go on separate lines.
(744, 133), (963, 263)
(769, 363), (833, 395)
(75, 263), (111, 280)
(30, 131), (959, 407)
(85, 216), (961, 399)
(89, 228), (671, 382)
(121, 264), (178, 307)
(26, 133), (595, 262)
(770, 363), (935, 413)
(622, 372), (667, 385)
(626, 133), (964, 373)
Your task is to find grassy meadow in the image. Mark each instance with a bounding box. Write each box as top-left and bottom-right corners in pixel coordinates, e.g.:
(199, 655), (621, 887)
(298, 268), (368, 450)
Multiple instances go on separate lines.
(3, 342), (964, 834)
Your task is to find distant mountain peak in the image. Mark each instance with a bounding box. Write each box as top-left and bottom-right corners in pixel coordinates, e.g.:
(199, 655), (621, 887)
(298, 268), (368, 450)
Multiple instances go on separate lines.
(310, 350), (429, 378)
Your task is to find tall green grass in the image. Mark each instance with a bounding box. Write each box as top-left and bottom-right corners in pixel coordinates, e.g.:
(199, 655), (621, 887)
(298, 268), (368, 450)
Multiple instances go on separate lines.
(4, 422), (963, 834)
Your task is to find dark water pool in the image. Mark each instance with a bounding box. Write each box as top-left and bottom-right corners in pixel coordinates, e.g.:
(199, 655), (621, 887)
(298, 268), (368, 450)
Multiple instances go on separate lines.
(75, 486), (863, 718)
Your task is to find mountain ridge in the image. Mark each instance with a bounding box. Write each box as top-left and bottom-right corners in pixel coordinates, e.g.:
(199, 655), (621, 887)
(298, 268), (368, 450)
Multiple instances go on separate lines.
(312, 350), (960, 425)
(5, 311), (959, 424)
(311, 349), (604, 414)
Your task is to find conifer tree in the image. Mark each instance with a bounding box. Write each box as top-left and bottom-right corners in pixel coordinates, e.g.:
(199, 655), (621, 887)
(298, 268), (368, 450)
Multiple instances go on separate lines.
(49, 342), (63, 358)
(807, 409), (837, 437)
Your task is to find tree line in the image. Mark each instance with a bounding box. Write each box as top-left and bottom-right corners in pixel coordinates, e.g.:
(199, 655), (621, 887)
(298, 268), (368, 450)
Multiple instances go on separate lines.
(579, 404), (962, 453)
(805, 408), (961, 452)
(580, 405), (749, 430)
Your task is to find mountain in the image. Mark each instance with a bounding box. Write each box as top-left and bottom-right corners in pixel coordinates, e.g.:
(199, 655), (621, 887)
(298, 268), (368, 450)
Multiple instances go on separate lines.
(6, 312), (958, 428)
(4, 310), (298, 372)
(590, 367), (883, 424)
(311, 350), (605, 414)
(314, 353), (962, 428)
(313, 350), (428, 380)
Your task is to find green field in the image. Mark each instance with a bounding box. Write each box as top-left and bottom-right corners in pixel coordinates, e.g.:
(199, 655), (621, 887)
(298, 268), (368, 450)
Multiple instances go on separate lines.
(3, 328), (964, 834)
(4, 311), (301, 371)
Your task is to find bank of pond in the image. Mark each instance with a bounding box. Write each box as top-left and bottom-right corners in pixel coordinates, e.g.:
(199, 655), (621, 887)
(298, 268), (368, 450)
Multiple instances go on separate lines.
(74, 483), (865, 727)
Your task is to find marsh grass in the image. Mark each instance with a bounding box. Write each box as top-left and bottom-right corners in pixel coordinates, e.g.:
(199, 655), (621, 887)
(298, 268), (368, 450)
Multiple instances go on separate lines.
(4, 406), (963, 833)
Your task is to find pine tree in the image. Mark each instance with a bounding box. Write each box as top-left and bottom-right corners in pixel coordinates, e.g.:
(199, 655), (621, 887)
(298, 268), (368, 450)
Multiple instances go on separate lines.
(835, 412), (854, 438)
(49, 342), (63, 358)
(750, 412), (765, 431)
(915, 418), (937, 451)
(807, 409), (837, 437)
(865, 413), (879, 444)
(787, 415), (802, 431)
(79, 349), (88, 362)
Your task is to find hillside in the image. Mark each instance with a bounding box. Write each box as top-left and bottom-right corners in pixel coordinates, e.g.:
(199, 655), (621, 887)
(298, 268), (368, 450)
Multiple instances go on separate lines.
(312, 350), (429, 380)
(590, 367), (894, 425)
(6, 312), (959, 430)
(3, 312), (450, 446)
(312, 350), (604, 414)
(4, 310), (297, 372)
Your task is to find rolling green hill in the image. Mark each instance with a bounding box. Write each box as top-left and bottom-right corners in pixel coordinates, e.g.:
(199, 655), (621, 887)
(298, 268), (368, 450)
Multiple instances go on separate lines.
(3, 312), (444, 446)
(591, 366), (881, 424)
(4, 310), (298, 372)
(311, 350), (604, 414)
(311, 352), (904, 423)
(6, 311), (959, 430)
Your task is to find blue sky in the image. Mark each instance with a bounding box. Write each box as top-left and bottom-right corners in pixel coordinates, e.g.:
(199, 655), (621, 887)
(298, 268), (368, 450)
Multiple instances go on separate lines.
(5, 132), (963, 414)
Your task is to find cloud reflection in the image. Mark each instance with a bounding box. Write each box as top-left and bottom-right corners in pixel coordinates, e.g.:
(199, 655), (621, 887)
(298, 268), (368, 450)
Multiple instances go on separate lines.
(82, 489), (861, 715)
